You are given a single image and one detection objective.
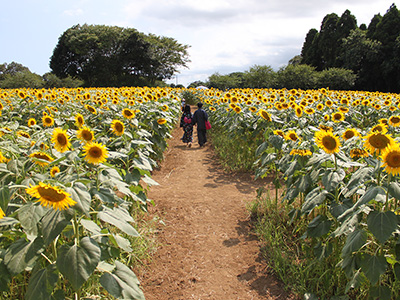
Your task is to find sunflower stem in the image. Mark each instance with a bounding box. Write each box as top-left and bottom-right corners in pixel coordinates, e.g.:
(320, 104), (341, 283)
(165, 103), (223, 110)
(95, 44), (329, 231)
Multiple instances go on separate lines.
(334, 153), (338, 170)
(73, 211), (80, 246)
(385, 174), (392, 211)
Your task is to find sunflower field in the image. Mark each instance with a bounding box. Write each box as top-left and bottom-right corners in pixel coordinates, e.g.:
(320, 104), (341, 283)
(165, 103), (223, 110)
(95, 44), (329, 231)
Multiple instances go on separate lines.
(0, 87), (181, 299)
(196, 87), (400, 299)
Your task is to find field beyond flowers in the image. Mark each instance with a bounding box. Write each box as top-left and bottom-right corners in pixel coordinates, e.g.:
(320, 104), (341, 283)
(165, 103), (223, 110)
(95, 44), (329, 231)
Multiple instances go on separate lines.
(194, 87), (400, 299)
(0, 86), (181, 299)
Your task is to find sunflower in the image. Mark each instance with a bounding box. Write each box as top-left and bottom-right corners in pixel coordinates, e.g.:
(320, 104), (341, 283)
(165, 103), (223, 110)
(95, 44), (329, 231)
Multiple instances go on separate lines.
(273, 129), (285, 138)
(111, 120), (125, 136)
(370, 123), (388, 134)
(28, 118), (36, 127)
(50, 166), (60, 177)
(304, 108), (315, 115)
(316, 103), (324, 110)
(364, 132), (394, 155)
(295, 106), (303, 117)
(0, 151), (8, 163)
(331, 111), (345, 123)
(350, 148), (369, 159)
(259, 109), (271, 121)
(380, 143), (400, 175)
(85, 105), (97, 115)
(0, 207), (4, 219)
(122, 108), (135, 119)
(77, 126), (94, 143)
(319, 124), (333, 132)
(42, 115), (54, 127)
(314, 130), (341, 154)
(285, 130), (300, 142)
(342, 128), (359, 141)
(389, 115), (400, 127)
(161, 104), (169, 111)
(52, 128), (71, 153)
(290, 149), (312, 156)
(75, 113), (85, 128)
(157, 118), (167, 125)
(17, 130), (30, 139)
(26, 182), (76, 211)
(83, 142), (109, 164)
(29, 151), (54, 167)
(379, 118), (389, 126)
(234, 106), (242, 114)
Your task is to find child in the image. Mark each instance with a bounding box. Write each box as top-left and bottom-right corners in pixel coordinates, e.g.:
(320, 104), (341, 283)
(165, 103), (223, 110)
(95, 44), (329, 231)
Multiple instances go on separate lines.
(179, 105), (194, 147)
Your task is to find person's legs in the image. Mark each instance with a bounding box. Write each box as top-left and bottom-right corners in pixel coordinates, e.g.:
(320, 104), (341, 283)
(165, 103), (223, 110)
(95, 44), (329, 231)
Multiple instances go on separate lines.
(198, 129), (206, 146)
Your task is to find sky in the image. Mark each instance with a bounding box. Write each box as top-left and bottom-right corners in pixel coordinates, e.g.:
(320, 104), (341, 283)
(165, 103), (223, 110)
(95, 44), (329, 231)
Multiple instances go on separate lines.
(0, 0), (397, 87)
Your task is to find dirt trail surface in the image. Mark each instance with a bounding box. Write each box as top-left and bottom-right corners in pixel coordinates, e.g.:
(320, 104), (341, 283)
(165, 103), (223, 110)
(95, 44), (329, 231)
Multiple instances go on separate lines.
(139, 124), (292, 300)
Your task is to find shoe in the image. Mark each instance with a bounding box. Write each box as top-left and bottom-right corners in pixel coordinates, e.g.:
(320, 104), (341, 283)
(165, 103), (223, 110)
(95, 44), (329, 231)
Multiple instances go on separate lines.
(188, 142), (192, 148)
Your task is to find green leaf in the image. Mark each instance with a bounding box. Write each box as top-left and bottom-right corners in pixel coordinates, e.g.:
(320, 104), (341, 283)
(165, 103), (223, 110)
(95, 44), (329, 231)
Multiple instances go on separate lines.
(360, 254), (387, 285)
(98, 207), (139, 237)
(313, 242), (333, 260)
(298, 174), (311, 194)
(41, 209), (72, 246)
(66, 182), (91, 215)
(388, 181), (400, 200)
(25, 264), (58, 300)
(341, 229), (367, 258)
(343, 166), (373, 198)
(301, 187), (329, 214)
(99, 261), (145, 300)
(255, 141), (269, 156)
(0, 186), (10, 211)
(141, 174), (159, 187)
(80, 219), (102, 235)
(113, 234), (133, 252)
(268, 134), (284, 150)
(57, 237), (101, 291)
(367, 211), (398, 243)
(307, 215), (332, 238)
(17, 203), (47, 238)
(322, 169), (345, 192)
(4, 237), (44, 275)
(369, 285), (391, 300)
(92, 187), (117, 203)
(394, 263), (400, 280)
(125, 168), (141, 185)
(0, 261), (11, 292)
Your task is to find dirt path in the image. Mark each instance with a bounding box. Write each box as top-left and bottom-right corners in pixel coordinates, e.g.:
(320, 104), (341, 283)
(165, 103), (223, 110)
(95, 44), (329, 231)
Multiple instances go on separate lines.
(139, 124), (292, 300)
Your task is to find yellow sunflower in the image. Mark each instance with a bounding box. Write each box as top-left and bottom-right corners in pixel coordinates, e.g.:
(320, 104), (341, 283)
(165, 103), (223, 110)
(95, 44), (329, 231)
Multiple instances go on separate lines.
(295, 106), (303, 117)
(314, 130), (341, 154)
(350, 148), (369, 159)
(324, 114), (330, 121)
(259, 109), (271, 121)
(234, 106), (242, 114)
(161, 104), (169, 111)
(75, 113), (85, 128)
(29, 151), (54, 167)
(26, 182), (76, 211)
(50, 166), (60, 177)
(111, 120), (125, 136)
(380, 143), (400, 175)
(273, 129), (285, 138)
(157, 118), (167, 125)
(52, 128), (71, 153)
(77, 126), (94, 143)
(290, 149), (312, 156)
(85, 105), (97, 115)
(83, 142), (109, 164)
(122, 108), (135, 119)
(389, 115), (400, 127)
(0, 151), (8, 163)
(285, 130), (300, 142)
(42, 115), (54, 127)
(0, 207), (5, 219)
(371, 123), (388, 134)
(342, 128), (359, 141)
(17, 130), (30, 139)
(331, 111), (345, 123)
(364, 132), (394, 155)
(28, 118), (36, 127)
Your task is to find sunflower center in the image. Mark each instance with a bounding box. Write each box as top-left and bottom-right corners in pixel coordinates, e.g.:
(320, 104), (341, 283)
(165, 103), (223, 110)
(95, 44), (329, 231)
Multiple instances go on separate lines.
(345, 131), (355, 139)
(115, 123), (123, 132)
(89, 147), (102, 158)
(322, 136), (337, 150)
(38, 187), (66, 203)
(57, 134), (67, 145)
(386, 152), (400, 168)
(369, 134), (390, 149)
(82, 131), (93, 141)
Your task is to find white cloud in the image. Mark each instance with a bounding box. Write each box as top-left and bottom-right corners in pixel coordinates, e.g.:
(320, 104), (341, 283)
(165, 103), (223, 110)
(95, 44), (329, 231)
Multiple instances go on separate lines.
(63, 8), (84, 16)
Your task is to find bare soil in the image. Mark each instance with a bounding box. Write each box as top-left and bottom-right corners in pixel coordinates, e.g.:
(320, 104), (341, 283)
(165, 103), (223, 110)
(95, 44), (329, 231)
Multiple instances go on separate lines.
(139, 124), (293, 300)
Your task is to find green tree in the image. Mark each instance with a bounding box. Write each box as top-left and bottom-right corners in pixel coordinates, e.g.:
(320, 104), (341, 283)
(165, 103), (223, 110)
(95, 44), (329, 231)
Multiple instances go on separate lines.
(0, 70), (44, 89)
(42, 73), (83, 88)
(276, 64), (317, 90)
(207, 72), (243, 90)
(301, 29), (321, 68)
(243, 65), (276, 88)
(50, 24), (190, 87)
(0, 62), (30, 81)
(316, 67), (356, 90)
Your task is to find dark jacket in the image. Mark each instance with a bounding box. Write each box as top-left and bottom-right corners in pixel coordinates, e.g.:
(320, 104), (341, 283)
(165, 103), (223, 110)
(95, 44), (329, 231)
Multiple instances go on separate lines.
(192, 108), (208, 130)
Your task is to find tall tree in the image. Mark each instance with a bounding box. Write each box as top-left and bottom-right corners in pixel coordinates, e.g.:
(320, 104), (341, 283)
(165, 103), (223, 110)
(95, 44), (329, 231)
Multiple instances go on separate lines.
(301, 29), (321, 68)
(318, 13), (340, 69)
(50, 24), (190, 87)
(243, 65), (276, 88)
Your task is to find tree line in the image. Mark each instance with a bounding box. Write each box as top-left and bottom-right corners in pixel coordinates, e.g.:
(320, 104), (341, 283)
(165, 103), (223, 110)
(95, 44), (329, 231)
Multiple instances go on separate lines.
(190, 4), (400, 92)
(0, 24), (190, 89)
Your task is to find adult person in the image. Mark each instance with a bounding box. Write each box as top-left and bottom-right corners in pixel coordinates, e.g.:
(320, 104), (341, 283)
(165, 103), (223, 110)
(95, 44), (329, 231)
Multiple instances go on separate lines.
(192, 102), (208, 147)
(179, 105), (194, 147)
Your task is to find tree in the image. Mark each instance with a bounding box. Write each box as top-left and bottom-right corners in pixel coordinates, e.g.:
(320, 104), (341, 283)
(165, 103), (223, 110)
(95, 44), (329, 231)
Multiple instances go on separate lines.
(301, 29), (321, 68)
(207, 72), (244, 90)
(0, 62), (29, 81)
(243, 65), (276, 88)
(0, 70), (44, 89)
(316, 68), (356, 90)
(50, 24), (190, 87)
(42, 73), (83, 88)
(276, 64), (318, 90)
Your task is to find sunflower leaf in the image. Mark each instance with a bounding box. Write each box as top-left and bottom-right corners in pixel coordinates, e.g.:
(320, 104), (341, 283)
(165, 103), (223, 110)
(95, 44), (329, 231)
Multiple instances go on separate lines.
(341, 228), (367, 258)
(67, 182), (91, 215)
(41, 209), (72, 246)
(98, 206), (138, 237)
(56, 237), (101, 291)
(25, 264), (58, 300)
(367, 211), (398, 243)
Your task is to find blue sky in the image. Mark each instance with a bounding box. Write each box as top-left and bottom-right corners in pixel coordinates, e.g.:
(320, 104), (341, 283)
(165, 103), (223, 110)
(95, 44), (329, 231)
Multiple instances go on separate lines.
(0, 0), (397, 86)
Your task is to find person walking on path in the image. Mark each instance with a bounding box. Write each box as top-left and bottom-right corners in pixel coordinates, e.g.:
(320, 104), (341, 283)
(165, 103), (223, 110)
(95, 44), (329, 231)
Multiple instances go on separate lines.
(192, 102), (208, 147)
(179, 105), (194, 147)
